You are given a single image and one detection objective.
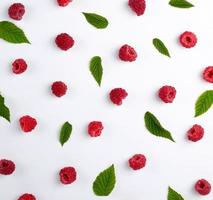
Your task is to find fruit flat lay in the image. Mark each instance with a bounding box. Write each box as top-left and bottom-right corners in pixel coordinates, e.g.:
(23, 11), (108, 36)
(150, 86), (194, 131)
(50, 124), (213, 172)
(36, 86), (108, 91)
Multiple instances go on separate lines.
(0, 0), (213, 199)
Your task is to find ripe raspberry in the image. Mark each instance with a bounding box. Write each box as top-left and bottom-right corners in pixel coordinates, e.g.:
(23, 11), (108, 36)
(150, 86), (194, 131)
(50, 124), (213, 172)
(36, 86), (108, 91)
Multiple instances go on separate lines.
(19, 115), (37, 133)
(195, 179), (211, 195)
(0, 159), (15, 175)
(119, 44), (137, 62)
(57, 0), (72, 7)
(203, 66), (213, 83)
(17, 193), (36, 200)
(109, 88), (128, 105)
(88, 121), (104, 137)
(59, 167), (77, 184)
(128, 0), (146, 16)
(158, 85), (176, 103)
(55, 33), (74, 51)
(8, 3), (25, 21)
(12, 59), (27, 74)
(179, 31), (197, 48)
(51, 81), (67, 97)
(129, 154), (146, 170)
(187, 124), (204, 142)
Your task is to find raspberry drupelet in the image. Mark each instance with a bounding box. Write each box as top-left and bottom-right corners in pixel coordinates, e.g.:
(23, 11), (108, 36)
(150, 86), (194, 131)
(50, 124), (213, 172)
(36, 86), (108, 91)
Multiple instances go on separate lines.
(129, 154), (146, 170)
(119, 44), (137, 62)
(88, 121), (104, 137)
(203, 66), (213, 83)
(19, 115), (37, 133)
(17, 193), (36, 200)
(195, 179), (211, 195)
(179, 31), (197, 48)
(109, 88), (128, 105)
(128, 0), (146, 16)
(59, 167), (77, 184)
(187, 124), (204, 142)
(8, 3), (25, 20)
(57, 0), (72, 7)
(12, 59), (28, 74)
(158, 85), (176, 103)
(55, 33), (74, 51)
(0, 159), (15, 175)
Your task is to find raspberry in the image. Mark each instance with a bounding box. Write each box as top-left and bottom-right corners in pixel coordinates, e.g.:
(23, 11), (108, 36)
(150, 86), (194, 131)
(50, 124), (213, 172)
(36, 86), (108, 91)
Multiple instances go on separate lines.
(119, 44), (137, 62)
(12, 59), (27, 74)
(51, 81), (67, 97)
(0, 159), (15, 175)
(187, 124), (204, 142)
(88, 121), (104, 137)
(19, 115), (37, 133)
(128, 0), (146, 16)
(158, 85), (176, 103)
(109, 88), (128, 105)
(129, 154), (146, 170)
(179, 31), (197, 48)
(55, 33), (74, 51)
(17, 193), (36, 200)
(203, 66), (213, 83)
(57, 0), (72, 7)
(195, 179), (211, 195)
(59, 167), (77, 184)
(8, 3), (25, 21)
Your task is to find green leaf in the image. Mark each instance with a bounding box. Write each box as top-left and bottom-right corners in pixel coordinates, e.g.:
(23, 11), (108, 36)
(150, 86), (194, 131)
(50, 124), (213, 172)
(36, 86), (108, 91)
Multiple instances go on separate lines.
(195, 90), (213, 117)
(0, 94), (10, 122)
(0, 21), (30, 44)
(169, 0), (194, 8)
(93, 164), (116, 196)
(82, 13), (108, 29)
(168, 187), (184, 200)
(90, 56), (103, 86)
(144, 112), (175, 142)
(153, 38), (171, 57)
(59, 122), (72, 146)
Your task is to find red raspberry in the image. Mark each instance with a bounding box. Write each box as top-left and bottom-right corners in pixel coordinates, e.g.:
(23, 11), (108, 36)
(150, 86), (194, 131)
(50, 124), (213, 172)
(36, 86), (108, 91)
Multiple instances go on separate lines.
(12, 59), (27, 74)
(128, 0), (146, 16)
(17, 193), (36, 200)
(129, 154), (146, 170)
(19, 115), (37, 133)
(109, 88), (128, 105)
(179, 31), (197, 48)
(8, 3), (25, 21)
(59, 167), (77, 184)
(0, 159), (15, 175)
(55, 33), (74, 51)
(187, 124), (204, 142)
(51, 81), (67, 97)
(158, 85), (176, 103)
(195, 179), (211, 195)
(203, 66), (213, 83)
(119, 44), (137, 62)
(88, 121), (104, 137)
(57, 0), (72, 7)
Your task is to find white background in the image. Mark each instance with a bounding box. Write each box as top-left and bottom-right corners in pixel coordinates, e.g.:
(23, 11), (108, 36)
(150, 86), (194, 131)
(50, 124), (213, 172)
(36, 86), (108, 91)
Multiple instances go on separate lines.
(0, 0), (213, 199)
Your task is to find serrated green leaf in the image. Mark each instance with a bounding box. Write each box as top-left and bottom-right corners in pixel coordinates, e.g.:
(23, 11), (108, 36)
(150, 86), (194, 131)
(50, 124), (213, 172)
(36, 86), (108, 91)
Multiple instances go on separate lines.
(0, 21), (30, 44)
(59, 122), (72, 146)
(168, 187), (184, 200)
(195, 90), (213, 117)
(82, 13), (108, 29)
(0, 94), (10, 122)
(169, 0), (194, 8)
(144, 112), (175, 142)
(90, 56), (103, 86)
(93, 164), (116, 196)
(153, 38), (170, 57)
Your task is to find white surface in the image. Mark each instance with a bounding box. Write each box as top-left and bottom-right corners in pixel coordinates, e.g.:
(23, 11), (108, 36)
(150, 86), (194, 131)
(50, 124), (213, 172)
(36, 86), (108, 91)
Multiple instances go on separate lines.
(0, 0), (213, 199)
